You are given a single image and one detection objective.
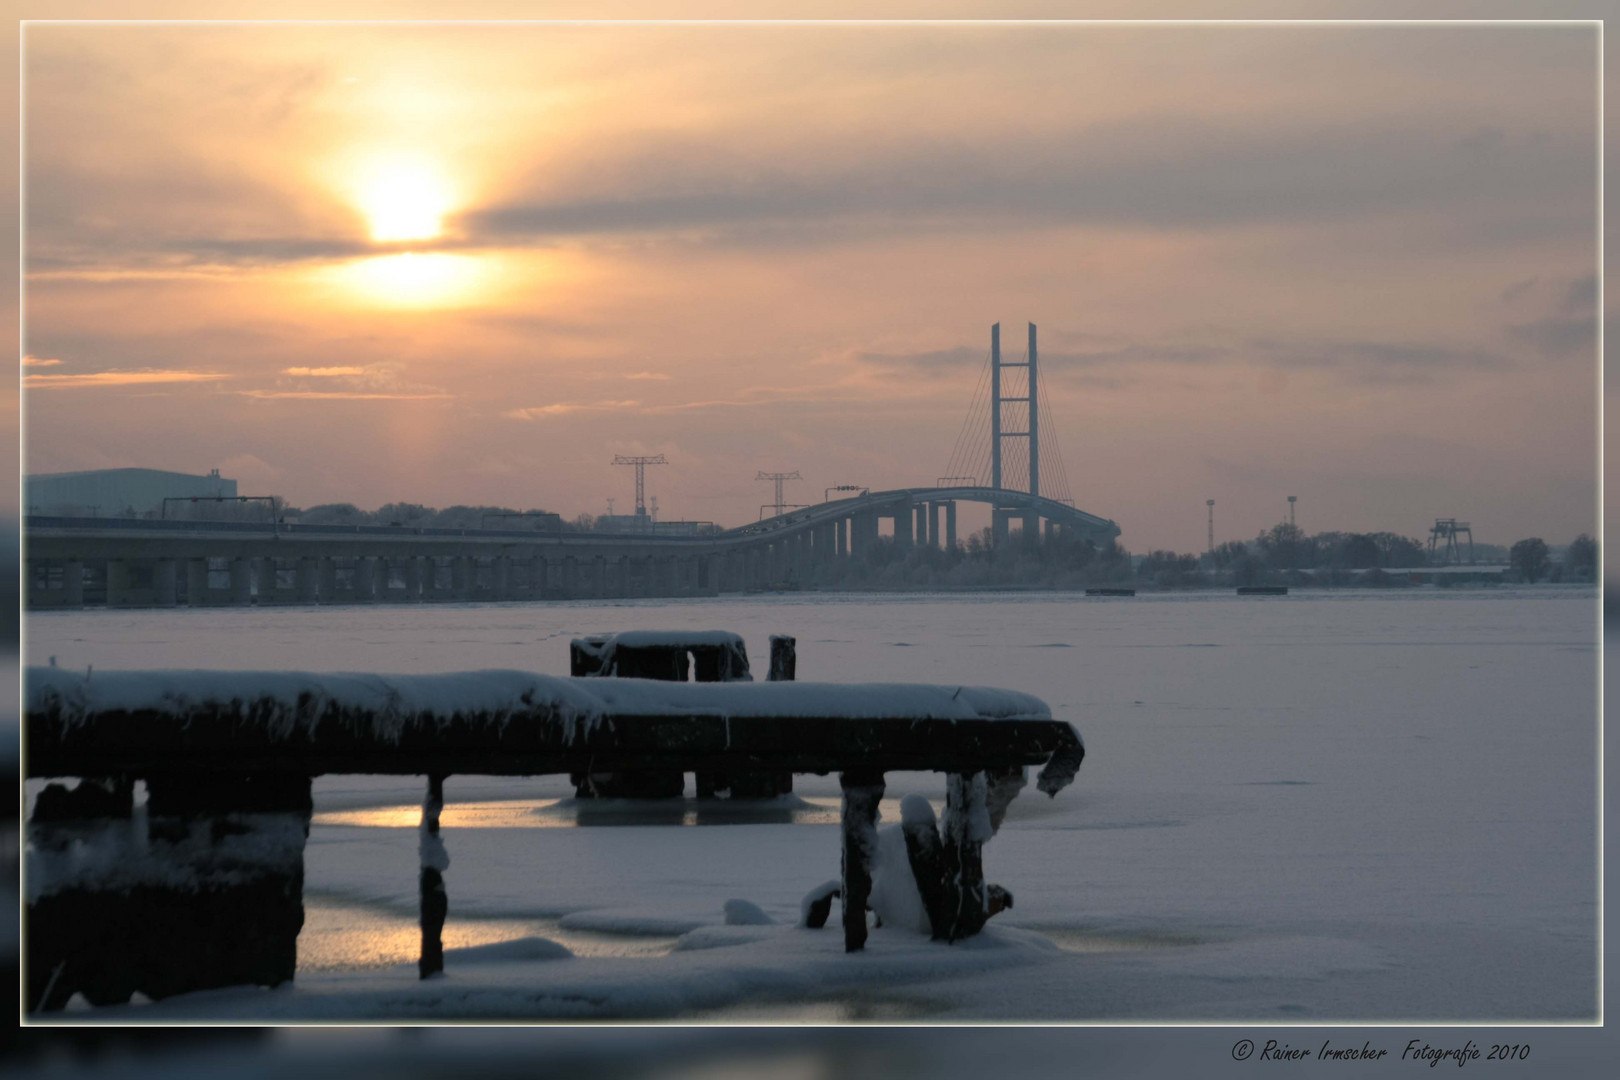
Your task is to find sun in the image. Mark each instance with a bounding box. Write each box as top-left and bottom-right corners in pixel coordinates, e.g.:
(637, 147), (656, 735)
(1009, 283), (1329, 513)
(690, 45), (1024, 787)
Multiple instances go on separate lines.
(358, 159), (451, 242)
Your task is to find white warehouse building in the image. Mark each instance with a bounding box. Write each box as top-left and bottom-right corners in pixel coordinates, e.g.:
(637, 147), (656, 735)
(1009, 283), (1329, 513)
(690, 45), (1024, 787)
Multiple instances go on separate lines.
(25, 468), (237, 518)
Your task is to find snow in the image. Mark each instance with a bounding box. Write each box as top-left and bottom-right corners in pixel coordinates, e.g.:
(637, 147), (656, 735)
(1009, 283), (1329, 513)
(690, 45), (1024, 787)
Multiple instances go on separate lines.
(21, 588), (1599, 1020)
(868, 822), (931, 934)
(799, 879), (841, 927)
(26, 810), (307, 903)
(721, 899), (775, 926)
(595, 630), (748, 649)
(27, 665), (1055, 741)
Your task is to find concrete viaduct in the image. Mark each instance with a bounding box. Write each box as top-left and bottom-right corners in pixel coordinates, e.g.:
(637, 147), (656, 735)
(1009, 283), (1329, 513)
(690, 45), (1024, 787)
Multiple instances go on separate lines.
(25, 486), (1119, 609)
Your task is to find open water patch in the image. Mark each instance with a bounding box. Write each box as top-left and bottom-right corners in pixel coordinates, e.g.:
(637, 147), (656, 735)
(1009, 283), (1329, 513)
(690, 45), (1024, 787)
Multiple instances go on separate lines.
(298, 895), (681, 973)
(313, 795), (947, 830)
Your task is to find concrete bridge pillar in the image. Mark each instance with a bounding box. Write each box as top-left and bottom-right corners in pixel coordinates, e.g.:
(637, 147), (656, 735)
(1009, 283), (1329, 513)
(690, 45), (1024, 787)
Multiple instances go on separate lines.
(402, 557), (423, 602)
(927, 503), (940, 548)
(106, 560), (134, 608)
(254, 558), (278, 604)
(63, 560), (84, 608)
(297, 557), (320, 603)
(185, 559), (208, 606)
(451, 557), (471, 600)
(153, 559), (178, 607)
(1024, 510), (1039, 544)
(590, 555), (605, 598)
(230, 558), (254, 605)
(893, 506), (913, 546)
(992, 509), (1010, 547)
(946, 501), (957, 550)
(915, 505), (928, 547)
(836, 518), (848, 558)
(492, 556), (511, 600)
(352, 558), (370, 602)
(316, 557), (336, 602)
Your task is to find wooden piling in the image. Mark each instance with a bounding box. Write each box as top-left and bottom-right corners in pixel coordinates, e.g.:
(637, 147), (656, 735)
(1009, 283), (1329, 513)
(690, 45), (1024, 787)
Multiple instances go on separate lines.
(941, 771), (990, 942)
(839, 768), (885, 952)
(419, 773), (448, 979)
(768, 635), (797, 682)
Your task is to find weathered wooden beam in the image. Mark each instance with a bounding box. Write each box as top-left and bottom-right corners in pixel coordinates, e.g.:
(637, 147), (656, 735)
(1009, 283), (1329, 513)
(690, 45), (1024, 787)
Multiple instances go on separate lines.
(26, 670), (1084, 787)
(839, 768), (885, 952)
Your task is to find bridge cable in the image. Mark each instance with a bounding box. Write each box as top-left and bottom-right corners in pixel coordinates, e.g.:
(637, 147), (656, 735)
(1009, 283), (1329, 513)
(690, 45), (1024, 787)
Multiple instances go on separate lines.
(942, 346), (993, 486)
(1037, 368), (1075, 506)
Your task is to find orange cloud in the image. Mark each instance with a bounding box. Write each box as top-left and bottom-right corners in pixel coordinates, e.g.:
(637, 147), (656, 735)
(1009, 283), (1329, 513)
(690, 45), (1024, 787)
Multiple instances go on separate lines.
(281, 366), (371, 377)
(504, 400), (640, 419)
(25, 369), (228, 388)
(22, 355), (63, 367)
(237, 390), (451, 400)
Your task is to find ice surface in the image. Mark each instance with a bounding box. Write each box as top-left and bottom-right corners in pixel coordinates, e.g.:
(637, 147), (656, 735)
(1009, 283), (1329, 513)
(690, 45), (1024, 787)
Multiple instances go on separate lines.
(22, 588), (1599, 1020)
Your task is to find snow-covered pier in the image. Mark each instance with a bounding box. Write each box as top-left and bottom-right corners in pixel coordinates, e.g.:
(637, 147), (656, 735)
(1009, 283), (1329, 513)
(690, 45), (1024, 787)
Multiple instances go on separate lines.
(24, 667), (1083, 1010)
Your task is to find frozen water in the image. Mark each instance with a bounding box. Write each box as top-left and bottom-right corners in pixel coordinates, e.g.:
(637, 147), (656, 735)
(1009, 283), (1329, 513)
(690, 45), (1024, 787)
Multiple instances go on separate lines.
(22, 588), (1599, 1020)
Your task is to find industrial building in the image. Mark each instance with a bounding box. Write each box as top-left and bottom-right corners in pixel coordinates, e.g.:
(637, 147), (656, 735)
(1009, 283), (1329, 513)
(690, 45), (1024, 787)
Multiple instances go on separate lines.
(25, 468), (237, 518)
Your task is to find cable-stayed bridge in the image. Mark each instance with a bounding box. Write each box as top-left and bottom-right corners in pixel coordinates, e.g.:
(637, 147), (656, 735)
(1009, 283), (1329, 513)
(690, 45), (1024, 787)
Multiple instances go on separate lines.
(25, 324), (1120, 607)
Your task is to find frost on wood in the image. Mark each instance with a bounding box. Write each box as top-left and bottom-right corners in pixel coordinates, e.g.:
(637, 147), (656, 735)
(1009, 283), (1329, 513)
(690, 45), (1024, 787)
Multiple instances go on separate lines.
(985, 766), (1028, 832)
(939, 772), (991, 942)
(27, 784), (311, 1011)
(28, 667), (1081, 793)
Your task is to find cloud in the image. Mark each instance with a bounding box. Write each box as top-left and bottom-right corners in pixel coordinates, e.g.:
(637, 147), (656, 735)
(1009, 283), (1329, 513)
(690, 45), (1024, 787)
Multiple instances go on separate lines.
(281, 366), (370, 377)
(22, 355), (63, 367)
(459, 116), (1594, 252)
(1559, 274), (1597, 314)
(1505, 317), (1597, 358)
(859, 346), (984, 370)
(623, 372), (671, 381)
(25, 369), (228, 388)
(236, 390), (451, 400)
(1251, 338), (1509, 381)
(504, 400), (640, 420)
(1498, 277), (1537, 304)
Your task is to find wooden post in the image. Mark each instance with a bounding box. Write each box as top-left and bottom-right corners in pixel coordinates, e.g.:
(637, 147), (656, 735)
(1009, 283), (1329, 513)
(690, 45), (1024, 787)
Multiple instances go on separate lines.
(984, 765), (1028, 833)
(839, 768), (885, 952)
(419, 773), (448, 979)
(768, 635), (797, 681)
(941, 771), (990, 941)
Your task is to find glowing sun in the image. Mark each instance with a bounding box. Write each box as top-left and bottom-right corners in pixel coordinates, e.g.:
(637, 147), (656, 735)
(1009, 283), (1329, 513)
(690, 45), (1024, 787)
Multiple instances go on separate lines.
(358, 159), (451, 242)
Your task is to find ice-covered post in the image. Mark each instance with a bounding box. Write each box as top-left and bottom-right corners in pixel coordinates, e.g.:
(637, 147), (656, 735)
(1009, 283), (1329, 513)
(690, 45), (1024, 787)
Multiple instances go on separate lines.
(839, 768), (885, 952)
(768, 635), (796, 682)
(941, 771), (992, 941)
(419, 773), (449, 979)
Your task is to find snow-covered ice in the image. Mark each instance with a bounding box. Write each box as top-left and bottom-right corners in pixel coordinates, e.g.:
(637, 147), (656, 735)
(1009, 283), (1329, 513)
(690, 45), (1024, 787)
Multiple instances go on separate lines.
(22, 588), (1599, 1020)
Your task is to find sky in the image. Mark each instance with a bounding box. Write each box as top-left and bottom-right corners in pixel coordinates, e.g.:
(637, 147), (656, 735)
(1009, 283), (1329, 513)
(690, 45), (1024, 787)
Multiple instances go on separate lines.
(20, 19), (1601, 551)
